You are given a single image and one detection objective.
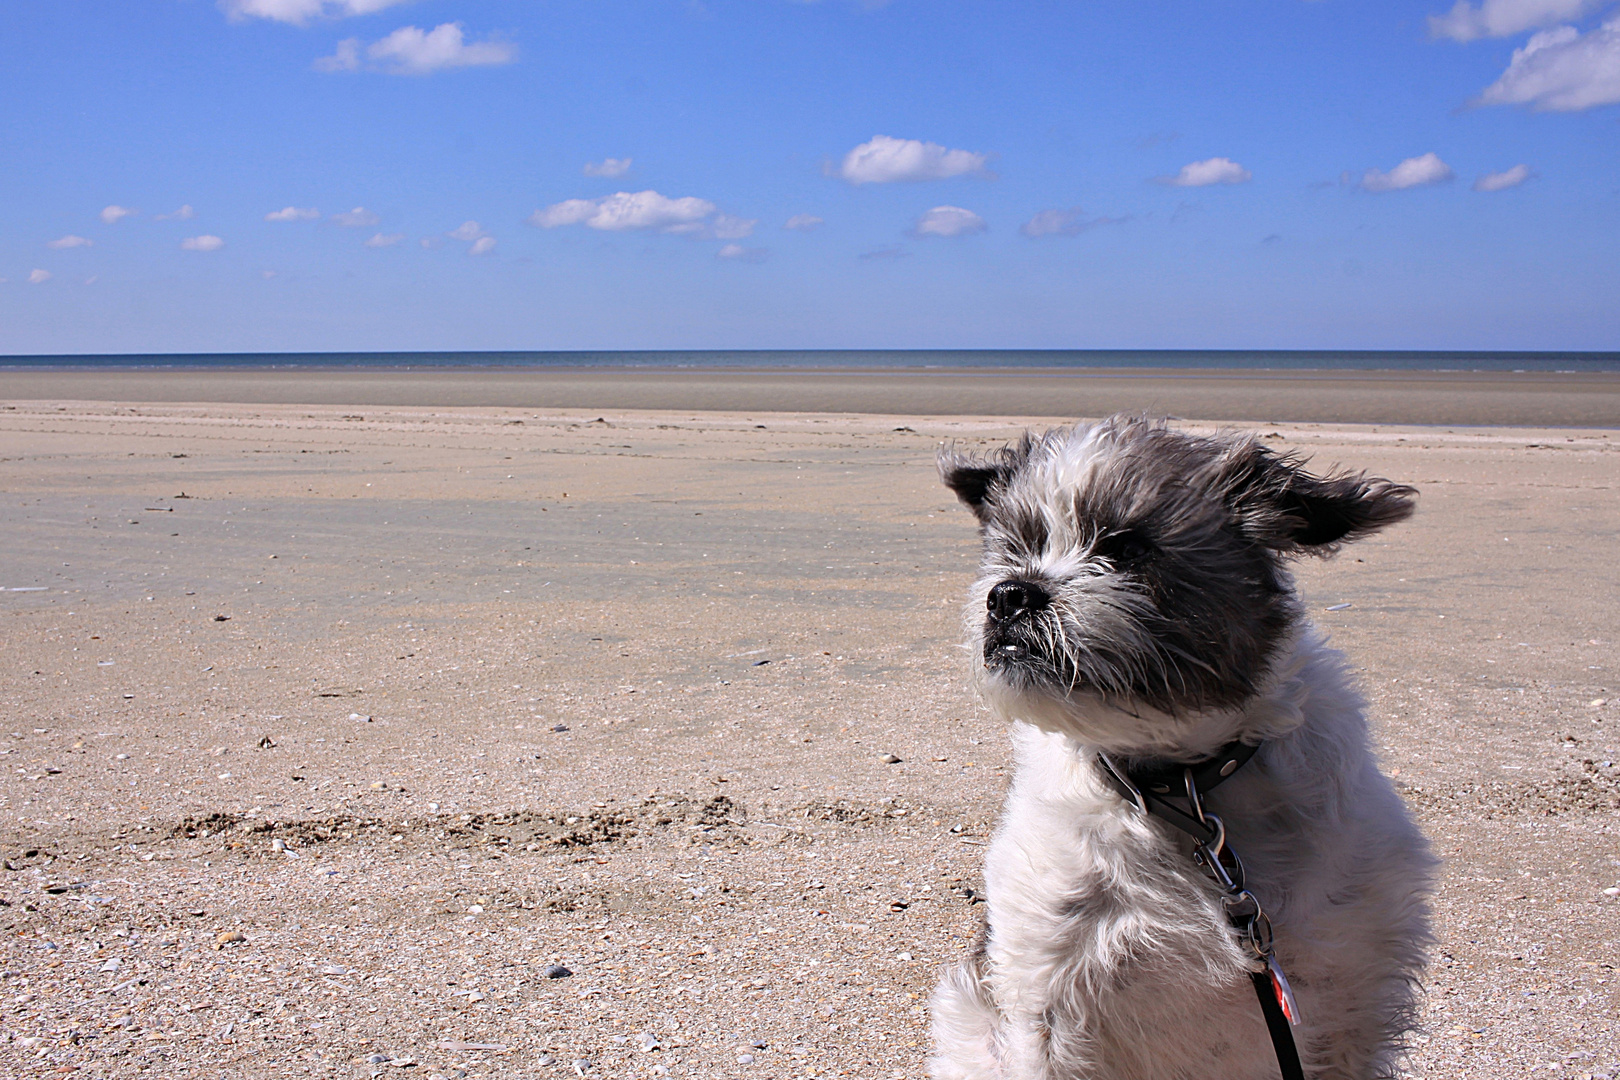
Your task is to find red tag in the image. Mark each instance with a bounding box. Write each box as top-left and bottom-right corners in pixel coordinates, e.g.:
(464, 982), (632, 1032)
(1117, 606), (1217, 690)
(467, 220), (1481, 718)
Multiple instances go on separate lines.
(1267, 956), (1302, 1027)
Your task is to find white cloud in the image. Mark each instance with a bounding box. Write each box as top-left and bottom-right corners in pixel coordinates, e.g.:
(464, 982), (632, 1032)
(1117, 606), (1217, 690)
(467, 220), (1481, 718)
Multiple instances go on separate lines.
(583, 157), (632, 178)
(331, 206), (380, 227)
(314, 39), (363, 72)
(48, 235), (93, 249)
(364, 232), (404, 247)
(266, 206), (320, 222)
(29, 269), (52, 284)
(100, 205), (134, 224)
(1021, 209), (1083, 237)
(445, 222), (494, 254)
(1475, 163), (1537, 190)
(530, 199), (598, 228)
(1162, 157), (1252, 187)
(181, 235), (226, 251)
(911, 205), (987, 237)
(783, 214), (824, 231)
(837, 135), (990, 184)
(716, 244), (768, 263)
(705, 214), (757, 240)
(155, 205), (196, 221)
(220, 0), (409, 26)
(1475, 17), (1620, 110)
(528, 190), (720, 233)
(355, 23), (516, 75)
(1358, 152), (1455, 192)
(1019, 208), (1128, 238)
(1427, 0), (1603, 42)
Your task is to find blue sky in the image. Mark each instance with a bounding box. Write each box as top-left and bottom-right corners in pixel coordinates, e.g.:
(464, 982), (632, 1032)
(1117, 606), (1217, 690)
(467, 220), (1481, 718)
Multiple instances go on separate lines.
(3, 0), (1618, 354)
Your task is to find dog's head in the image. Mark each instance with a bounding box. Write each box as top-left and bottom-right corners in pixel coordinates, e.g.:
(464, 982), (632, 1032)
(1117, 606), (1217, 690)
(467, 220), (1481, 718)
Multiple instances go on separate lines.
(941, 416), (1415, 750)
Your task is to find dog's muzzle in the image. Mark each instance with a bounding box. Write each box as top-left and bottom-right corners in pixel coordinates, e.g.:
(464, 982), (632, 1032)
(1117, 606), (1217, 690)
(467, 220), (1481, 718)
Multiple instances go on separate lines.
(983, 578), (1049, 665)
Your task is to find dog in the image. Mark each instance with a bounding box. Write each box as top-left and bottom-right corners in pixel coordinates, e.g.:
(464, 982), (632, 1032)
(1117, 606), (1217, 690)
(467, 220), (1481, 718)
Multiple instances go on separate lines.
(928, 415), (1434, 1080)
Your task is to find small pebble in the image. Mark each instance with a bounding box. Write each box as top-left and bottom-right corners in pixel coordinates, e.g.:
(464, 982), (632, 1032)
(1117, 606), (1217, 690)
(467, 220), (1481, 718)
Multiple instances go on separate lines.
(737, 1053), (755, 1064)
(272, 838), (287, 852)
(367, 1053), (392, 1064)
(350, 712), (372, 723)
(466, 904), (484, 914)
(572, 1060), (590, 1076)
(99, 958), (121, 972)
(634, 1032), (658, 1051)
(542, 964), (573, 979)
(880, 753), (902, 764)
(216, 930), (246, 944)
(1603, 887), (1619, 897)
(536, 1054), (555, 1066)
(552, 723), (570, 732)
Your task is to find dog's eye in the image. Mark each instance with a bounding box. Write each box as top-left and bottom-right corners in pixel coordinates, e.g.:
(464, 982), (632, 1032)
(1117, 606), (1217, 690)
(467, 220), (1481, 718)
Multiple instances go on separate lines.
(1096, 529), (1153, 564)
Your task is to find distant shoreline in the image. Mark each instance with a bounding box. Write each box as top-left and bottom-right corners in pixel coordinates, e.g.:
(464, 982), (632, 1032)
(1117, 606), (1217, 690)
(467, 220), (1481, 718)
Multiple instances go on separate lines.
(4, 366), (1619, 427)
(3, 348), (1619, 375)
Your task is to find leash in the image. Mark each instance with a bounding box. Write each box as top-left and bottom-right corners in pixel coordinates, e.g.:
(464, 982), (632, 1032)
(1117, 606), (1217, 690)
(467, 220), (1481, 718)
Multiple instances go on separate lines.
(1095, 742), (1306, 1080)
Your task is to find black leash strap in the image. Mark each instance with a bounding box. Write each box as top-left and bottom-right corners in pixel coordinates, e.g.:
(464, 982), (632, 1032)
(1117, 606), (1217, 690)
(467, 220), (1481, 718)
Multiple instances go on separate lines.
(1252, 971), (1306, 1080)
(1095, 742), (1305, 1080)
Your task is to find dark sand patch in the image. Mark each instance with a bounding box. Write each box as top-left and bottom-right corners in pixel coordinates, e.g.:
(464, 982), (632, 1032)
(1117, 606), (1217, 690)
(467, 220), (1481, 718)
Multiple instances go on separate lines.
(3, 366), (1619, 426)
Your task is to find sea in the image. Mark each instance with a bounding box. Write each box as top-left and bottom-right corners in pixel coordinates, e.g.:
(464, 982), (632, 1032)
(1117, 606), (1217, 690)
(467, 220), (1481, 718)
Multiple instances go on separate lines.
(2, 349), (1618, 373)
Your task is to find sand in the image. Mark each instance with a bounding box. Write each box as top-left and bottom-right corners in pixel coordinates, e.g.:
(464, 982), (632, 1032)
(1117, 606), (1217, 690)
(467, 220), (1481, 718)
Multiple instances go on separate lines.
(0, 391), (1616, 1079)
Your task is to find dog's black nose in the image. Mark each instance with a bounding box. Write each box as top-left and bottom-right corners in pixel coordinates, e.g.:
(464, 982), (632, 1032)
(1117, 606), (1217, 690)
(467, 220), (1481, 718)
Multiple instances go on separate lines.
(987, 579), (1048, 622)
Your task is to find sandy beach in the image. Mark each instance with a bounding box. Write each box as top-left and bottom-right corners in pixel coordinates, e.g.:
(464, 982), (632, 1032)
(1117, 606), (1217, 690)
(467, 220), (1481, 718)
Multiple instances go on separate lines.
(1, 390), (1616, 1079)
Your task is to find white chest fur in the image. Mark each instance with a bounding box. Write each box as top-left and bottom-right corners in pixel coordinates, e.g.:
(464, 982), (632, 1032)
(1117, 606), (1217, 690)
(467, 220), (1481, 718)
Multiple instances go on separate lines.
(929, 634), (1434, 1080)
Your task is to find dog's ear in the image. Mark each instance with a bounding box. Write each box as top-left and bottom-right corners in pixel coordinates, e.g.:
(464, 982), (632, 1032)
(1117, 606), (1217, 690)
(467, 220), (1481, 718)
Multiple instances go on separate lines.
(939, 438), (1030, 524)
(1221, 441), (1416, 554)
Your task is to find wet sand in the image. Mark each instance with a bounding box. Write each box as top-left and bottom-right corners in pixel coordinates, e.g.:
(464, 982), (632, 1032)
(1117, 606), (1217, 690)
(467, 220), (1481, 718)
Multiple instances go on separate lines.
(0, 398), (1616, 1079)
(3, 365), (1620, 426)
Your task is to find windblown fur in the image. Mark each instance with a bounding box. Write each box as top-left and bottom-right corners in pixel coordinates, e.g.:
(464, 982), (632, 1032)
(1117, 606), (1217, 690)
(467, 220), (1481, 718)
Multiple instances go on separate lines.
(929, 416), (1434, 1080)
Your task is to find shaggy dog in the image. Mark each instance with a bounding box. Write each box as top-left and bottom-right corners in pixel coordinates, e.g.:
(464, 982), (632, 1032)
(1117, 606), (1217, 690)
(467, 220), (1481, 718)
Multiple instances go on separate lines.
(928, 416), (1434, 1080)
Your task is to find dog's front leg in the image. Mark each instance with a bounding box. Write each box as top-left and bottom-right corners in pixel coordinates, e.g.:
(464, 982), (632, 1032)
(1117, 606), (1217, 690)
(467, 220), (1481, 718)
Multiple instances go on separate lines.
(980, 858), (1088, 1078)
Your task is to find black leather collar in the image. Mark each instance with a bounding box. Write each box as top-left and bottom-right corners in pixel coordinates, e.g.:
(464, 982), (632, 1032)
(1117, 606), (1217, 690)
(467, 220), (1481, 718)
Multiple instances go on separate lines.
(1094, 739), (1260, 845)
